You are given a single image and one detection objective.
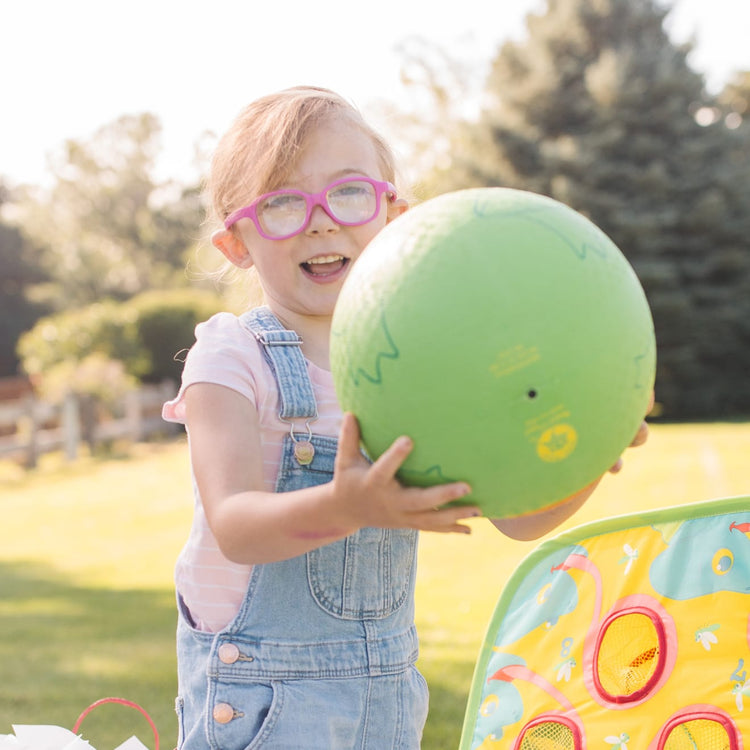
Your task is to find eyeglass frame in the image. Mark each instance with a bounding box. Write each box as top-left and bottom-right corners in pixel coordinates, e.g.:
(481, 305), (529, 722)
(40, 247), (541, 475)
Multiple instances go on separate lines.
(223, 176), (398, 240)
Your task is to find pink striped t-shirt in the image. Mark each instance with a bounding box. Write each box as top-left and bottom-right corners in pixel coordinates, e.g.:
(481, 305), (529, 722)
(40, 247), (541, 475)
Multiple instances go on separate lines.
(162, 312), (342, 632)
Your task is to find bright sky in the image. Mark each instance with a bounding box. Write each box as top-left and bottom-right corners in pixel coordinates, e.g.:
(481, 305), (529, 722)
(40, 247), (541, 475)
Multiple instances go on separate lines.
(2, 0), (749, 188)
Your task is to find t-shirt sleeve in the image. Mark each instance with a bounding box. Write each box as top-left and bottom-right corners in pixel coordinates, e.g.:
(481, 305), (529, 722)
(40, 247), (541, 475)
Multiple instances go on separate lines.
(162, 312), (261, 424)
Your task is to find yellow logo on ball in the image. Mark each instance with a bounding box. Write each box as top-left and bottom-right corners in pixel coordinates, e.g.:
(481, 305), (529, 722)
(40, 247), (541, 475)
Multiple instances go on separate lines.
(537, 423), (578, 462)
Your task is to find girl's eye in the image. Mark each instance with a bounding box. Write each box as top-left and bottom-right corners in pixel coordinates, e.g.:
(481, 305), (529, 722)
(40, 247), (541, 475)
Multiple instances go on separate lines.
(331, 182), (371, 200)
(265, 193), (305, 211)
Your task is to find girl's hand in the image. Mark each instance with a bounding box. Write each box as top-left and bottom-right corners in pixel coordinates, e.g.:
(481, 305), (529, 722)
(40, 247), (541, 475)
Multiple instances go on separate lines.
(608, 390), (654, 474)
(332, 413), (479, 534)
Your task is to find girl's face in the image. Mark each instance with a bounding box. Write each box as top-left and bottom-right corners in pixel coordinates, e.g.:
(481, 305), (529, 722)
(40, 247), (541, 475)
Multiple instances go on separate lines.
(213, 119), (406, 324)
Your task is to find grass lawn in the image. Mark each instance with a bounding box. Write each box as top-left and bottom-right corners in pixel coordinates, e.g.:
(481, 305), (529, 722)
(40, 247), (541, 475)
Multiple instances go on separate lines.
(1, 423), (749, 749)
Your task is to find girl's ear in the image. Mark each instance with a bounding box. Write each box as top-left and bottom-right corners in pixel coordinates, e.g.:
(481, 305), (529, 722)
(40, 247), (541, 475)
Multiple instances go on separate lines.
(386, 197), (409, 223)
(212, 230), (254, 268)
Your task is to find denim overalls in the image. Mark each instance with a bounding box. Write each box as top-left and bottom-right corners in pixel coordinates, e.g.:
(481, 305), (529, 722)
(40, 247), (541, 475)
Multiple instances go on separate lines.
(175, 307), (427, 750)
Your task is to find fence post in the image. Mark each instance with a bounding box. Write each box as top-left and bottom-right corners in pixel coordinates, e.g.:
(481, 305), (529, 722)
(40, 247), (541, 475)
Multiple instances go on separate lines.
(125, 389), (143, 442)
(24, 396), (38, 470)
(62, 393), (80, 461)
(0, 381), (180, 467)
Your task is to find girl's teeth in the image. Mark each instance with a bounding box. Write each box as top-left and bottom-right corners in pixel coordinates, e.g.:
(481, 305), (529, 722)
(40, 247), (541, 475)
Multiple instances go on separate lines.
(307, 255), (343, 264)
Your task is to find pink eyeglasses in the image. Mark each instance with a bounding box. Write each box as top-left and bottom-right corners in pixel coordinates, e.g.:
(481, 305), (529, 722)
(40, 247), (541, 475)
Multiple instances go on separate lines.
(224, 176), (397, 240)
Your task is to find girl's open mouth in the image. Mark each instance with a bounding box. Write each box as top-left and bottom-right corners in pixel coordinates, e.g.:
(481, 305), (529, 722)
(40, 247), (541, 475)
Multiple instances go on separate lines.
(301, 254), (349, 277)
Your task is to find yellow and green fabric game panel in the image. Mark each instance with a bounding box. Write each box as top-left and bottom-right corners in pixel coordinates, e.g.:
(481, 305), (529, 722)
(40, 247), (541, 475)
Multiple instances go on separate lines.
(460, 495), (750, 750)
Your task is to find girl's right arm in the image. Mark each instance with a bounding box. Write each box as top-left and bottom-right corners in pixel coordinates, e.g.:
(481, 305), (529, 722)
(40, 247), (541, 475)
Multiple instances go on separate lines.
(185, 383), (479, 565)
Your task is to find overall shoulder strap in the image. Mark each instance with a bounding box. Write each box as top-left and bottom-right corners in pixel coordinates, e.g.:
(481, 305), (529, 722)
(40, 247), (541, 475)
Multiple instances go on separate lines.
(239, 306), (317, 420)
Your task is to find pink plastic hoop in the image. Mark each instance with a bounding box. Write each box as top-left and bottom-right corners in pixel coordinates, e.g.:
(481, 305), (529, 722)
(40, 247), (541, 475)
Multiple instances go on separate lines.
(73, 698), (159, 750)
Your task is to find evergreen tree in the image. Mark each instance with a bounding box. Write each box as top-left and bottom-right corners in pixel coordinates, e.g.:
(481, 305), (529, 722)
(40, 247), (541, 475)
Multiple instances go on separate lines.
(424, 0), (750, 419)
(0, 185), (50, 376)
(718, 70), (750, 130)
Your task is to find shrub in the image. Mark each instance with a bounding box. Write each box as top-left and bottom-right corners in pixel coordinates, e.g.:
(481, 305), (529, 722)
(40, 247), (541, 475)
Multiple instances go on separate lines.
(37, 353), (137, 405)
(17, 301), (141, 378)
(128, 289), (224, 383)
(17, 288), (224, 386)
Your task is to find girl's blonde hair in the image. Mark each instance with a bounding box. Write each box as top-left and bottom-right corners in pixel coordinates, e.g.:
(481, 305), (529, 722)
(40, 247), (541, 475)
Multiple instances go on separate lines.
(206, 86), (399, 229)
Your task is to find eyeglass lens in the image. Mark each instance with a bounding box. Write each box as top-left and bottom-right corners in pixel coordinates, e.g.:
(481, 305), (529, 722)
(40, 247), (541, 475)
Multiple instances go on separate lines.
(259, 180), (379, 238)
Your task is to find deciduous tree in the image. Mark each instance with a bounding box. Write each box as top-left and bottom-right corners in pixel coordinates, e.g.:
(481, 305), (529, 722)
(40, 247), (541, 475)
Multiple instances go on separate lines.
(15, 113), (203, 308)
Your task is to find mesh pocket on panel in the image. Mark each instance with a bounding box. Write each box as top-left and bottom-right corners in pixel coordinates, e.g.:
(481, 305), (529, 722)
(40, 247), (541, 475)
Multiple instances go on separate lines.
(662, 718), (733, 750)
(518, 720), (578, 750)
(596, 611), (663, 700)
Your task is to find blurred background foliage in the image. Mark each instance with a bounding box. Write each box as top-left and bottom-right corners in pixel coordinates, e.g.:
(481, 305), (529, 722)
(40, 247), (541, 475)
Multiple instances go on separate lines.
(1, 0), (749, 420)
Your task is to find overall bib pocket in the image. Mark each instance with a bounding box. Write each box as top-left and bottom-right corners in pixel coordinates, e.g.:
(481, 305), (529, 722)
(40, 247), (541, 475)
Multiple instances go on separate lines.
(307, 527), (416, 618)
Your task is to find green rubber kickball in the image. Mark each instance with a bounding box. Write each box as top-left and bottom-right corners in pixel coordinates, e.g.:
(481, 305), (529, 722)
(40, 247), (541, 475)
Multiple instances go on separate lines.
(330, 188), (656, 519)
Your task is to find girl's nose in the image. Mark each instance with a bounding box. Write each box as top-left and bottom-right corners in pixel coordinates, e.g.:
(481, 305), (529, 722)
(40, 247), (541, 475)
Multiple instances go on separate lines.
(305, 204), (339, 235)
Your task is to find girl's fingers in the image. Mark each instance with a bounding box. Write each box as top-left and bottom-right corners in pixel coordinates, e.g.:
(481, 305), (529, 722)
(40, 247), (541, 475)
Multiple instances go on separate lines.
(410, 504), (481, 534)
(334, 412), (363, 468)
(608, 414), (650, 474)
(406, 482), (473, 513)
(336, 417), (478, 532)
(368, 434), (415, 481)
(608, 457), (624, 474)
(630, 419), (649, 447)
(394, 479), (475, 520)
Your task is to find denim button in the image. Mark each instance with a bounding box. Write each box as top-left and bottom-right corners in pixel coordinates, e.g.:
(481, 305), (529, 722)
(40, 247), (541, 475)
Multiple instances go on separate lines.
(218, 643), (240, 664)
(212, 702), (235, 724)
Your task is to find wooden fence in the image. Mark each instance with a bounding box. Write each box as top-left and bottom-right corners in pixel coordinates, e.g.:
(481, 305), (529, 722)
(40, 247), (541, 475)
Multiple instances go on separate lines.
(0, 381), (180, 468)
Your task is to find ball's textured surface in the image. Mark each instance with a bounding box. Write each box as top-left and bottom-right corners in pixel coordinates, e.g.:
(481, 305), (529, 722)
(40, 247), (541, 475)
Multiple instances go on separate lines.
(330, 188), (656, 518)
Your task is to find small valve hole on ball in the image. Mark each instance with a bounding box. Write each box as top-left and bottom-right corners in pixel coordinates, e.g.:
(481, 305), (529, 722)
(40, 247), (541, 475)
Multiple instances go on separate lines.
(527, 389), (538, 400)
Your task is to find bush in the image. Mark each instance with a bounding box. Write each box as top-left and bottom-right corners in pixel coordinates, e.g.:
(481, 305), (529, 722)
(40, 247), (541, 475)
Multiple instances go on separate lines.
(128, 289), (224, 383)
(37, 353), (137, 407)
(17, 301), (141, 378)
(17, 288), (224, 386)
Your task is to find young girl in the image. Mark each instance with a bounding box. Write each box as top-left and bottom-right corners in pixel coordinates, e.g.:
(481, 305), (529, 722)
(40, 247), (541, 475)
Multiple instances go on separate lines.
(163, 86), (649, 749)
